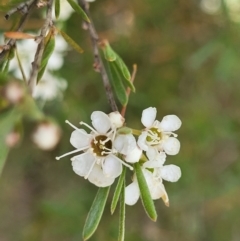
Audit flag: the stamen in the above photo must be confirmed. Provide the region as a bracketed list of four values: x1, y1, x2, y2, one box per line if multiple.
[65, 120, 91, 137]
[79, 121, 98, 134]
[118, 159, 134, 170]
[100, 137, 111, 145]
[56, 146, 88, 160]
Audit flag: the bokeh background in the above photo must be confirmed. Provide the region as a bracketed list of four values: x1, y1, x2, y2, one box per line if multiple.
[1, 0, 240, 240]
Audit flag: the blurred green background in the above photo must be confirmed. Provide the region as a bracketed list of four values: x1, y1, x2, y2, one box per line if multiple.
[1, 0, 240, 240]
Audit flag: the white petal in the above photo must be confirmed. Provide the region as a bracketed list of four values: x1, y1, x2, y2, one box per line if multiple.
[141, 107, 157, 128]
[91, 111, 111, 134]
[113, 134, 136, 155]
[125, 181, 140, 205]
[71, 152, 95, 177]
[70, 129, 91, 149]
[102, 154, 122, 178]
[88, 164, 115, 187]
[108, 111, 125, 128]
[146, 148, 166, 165]
[161, 165, 181, 182]
[137, 132, 149, 151]
[159, 115, 182, 132]
[163, 137, 180, 155]
[125, 146, 142, 163]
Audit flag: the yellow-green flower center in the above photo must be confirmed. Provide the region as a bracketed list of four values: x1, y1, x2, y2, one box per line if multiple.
[146, 127, 162, 145]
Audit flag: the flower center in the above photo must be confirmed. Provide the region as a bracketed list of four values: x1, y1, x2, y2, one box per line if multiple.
[91, 135, 112, 156]
[146, 127, 162, 146]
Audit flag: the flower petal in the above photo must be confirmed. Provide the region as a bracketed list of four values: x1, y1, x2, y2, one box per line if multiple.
[125, 181, 140, 205]
[88, 164, 115, 187]
[159, 115, 182, 132]
[70, 129, 91, 149]
[102, 154, 122, 178]
[163, 137, 180, 155]
[108, 111, 125, 128]
[91, 111, 111, 134]
[114, 134, 136, 155]
[161, 164, 181, 182]
[125, 146, 142, 163]
[71, 152, 95, 177]
[146, 148, 166, 164]
[141, 107, 157, 128]
[137, 132, 149, 151]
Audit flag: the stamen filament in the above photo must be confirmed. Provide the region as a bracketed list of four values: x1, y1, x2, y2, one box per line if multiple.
[56, 146, 88, 160]
[80, 121, 98, 134]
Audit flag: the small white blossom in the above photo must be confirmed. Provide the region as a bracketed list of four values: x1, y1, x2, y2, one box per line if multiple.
[56, 111, 136, 187]
[138, 107, 181, 157]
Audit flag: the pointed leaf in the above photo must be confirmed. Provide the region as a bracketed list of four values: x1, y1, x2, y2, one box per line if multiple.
[111, 166, 126, 214]
[66, 0, 90, 23]
[108, 61, 128, 106]
[102, 41, 117, 61]
[134, 163, 157, 221]
[58, 29, 83, 54]
[118, 178, 125, 241]
[0, 108, 22, 176]
[15, 46, 27, 83]
[55, 0, 60, 19]
[83, 186, 110, 240]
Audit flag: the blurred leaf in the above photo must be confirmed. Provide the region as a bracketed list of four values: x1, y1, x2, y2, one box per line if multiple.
[83, 186, 110, 240]
[58, 29, 83, 54]
[0, 108, 21, 176]
[4, 31, 36, 39]
[15, 46, 27, 83]
[37, 34, 55, 82]
[55, 0, 60, 19]
[134, 163, 157, 221]
[2, 59, 10, 74]
[102, 41, 117, 61]
[111, 166, 126, 214]
[108, 61, 128, 106]
[118, 177, 125, 241]
[66, 0, 90, 23]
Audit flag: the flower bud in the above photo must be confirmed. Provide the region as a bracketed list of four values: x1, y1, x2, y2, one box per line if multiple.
[5, 82, 24, 104]
[108, 111, 125, 128]
[5, 131, 20, 148]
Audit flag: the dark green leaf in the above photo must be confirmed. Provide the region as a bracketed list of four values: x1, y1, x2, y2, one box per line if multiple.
[55, 0, 60, 19]
[0, 108, 21, 176]
[134, 163, 157, 221]
[58, 29, 83, 54]
[66, 0, 90, 23]
[83, 186, 110, 240]
[108, 61, 128, 106]
[118, 177, 125, 241]
[111, 166, 126, 214]
[37, 36, 55, 82]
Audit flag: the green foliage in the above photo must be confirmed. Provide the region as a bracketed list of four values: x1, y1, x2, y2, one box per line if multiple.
[55, 0, 60, 19]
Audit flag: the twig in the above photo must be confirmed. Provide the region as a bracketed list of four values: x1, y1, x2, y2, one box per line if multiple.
[78, 0, 118, 112]
[28, 0, 53, 94]
[0, 0, 37, 61]
[121, 64, 137, 117]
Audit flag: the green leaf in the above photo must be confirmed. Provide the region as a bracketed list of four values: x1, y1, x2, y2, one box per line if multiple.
[55, 0, 60, 19]
[15, 46, 27, 83]
[103, 42, 117, 61]
[58, 29, 83, 54]
[2, 59, 10, 74]
[37, 35, 55, 82]
[118, 177, 125, 241]
[108, 61, 128, 106]
[0, 108, 22, 176]
[111, 166, 126, 214]
[83, 186, 110, 241]
[66, 0, 90, 23]
[134, 163, 157, 221]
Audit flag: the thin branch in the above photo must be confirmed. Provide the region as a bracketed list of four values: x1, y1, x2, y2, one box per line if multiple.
[28, 0, 54, 94]
[78, 0, 118, 112]
[0, 0, 37, 61]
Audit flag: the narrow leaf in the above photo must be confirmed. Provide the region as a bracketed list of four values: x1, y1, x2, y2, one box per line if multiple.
[116, 57, 131, 81]
[108, 61, 128, 106]
[134, 163, 157, 221]
[102, 41, 117, 61]
[37, 35, 55, 82]
[4, 31, 36, 39]
[118, 178, 125, 241]
[111, 166, 126, 214]
[15, 46, 27, 83]
[58, 29, 83, 54]
[83, 186, 110, 241]
[66, 0, 90, 23]
[2, 59, 10, 74]
[55, 0, 60, 19]
[0, 108, 21, 176]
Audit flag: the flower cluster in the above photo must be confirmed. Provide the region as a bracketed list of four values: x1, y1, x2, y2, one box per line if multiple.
[56, 107, 182, 206]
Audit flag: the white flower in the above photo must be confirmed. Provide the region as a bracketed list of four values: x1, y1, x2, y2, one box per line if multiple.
[138, 107, 181, 156]
[56, 111, 136, 187]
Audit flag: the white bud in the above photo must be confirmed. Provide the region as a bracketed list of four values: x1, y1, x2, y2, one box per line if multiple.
[108, 111, 125, 128]
[5, 82, 24, 104]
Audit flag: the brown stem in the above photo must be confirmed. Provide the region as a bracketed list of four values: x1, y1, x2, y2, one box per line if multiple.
[78, 0, 118, 112]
